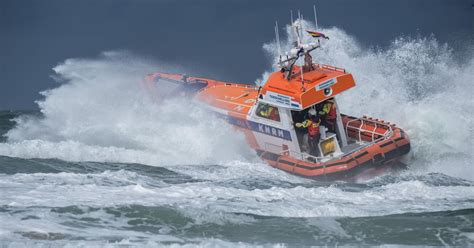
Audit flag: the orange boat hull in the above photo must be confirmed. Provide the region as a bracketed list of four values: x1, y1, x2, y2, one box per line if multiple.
[143, 72, 411, 181]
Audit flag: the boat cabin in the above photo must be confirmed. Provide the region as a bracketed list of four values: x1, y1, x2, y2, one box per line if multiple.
[248, 63, 356, 161]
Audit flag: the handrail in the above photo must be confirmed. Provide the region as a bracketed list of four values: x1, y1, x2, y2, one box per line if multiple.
[210, 84, 257, 89]
[345, 117, 393, 144]
[372, 122, 377, 141]
[229, 91, 250, 100]
[264, 142, 324, 162]
[276, 148, 328, 173]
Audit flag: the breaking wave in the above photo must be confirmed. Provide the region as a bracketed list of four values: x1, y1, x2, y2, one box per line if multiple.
[0, 52, 256, 169]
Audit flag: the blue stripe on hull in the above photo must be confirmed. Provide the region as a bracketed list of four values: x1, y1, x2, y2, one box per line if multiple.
[225, 115, 292, 141]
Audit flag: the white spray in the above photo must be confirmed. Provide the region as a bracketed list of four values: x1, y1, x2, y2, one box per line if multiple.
[1, 52, 256, 167]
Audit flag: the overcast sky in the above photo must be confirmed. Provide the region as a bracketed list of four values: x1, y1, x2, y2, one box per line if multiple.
[1, 0, 472, 110]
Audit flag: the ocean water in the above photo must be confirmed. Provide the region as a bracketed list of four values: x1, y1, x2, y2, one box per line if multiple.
[0, 24, 473, 246]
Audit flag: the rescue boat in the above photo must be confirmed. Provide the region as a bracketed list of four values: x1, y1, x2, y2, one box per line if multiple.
[143, 20, 411, 181]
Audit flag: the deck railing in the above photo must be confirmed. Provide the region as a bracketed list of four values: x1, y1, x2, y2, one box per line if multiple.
[345, 117, 393, 144]
[264, 142, 326, 163]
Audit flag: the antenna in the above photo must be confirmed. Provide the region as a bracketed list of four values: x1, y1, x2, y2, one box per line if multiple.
[301, 14, 305, 39]
[313, 4, 319, 30]
[295, 11, 305, 89]
[300, 53, 305, 91]
[295, 10, 302, 47]
[290, 10, 294, 24]
[275, 21, 282, 57]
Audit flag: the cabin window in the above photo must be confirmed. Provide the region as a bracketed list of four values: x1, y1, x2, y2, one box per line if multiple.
[256, 103, 280, 122]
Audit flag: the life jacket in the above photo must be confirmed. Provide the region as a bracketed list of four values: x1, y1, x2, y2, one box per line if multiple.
[308, 119, 320, 137]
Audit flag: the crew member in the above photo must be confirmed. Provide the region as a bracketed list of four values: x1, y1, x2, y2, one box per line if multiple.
[318, 98, 337, 132]
[259, 104, 278, 121]
[295, 108, 321, 156]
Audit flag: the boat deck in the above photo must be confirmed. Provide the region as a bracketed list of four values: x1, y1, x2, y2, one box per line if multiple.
[195, 83, 259, 116]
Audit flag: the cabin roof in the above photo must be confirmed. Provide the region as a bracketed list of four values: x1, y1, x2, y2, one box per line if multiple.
[260, 64, 356, 110]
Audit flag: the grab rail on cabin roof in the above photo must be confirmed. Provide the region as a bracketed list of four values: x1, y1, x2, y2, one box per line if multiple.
[286, 64, 347, 79]
[320, 64, 346, 73]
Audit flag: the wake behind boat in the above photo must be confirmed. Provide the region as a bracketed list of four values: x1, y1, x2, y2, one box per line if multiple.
[143, 19, 411, 181]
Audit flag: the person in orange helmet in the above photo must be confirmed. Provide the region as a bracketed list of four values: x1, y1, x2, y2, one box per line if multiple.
[295, 108, 321, 157]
